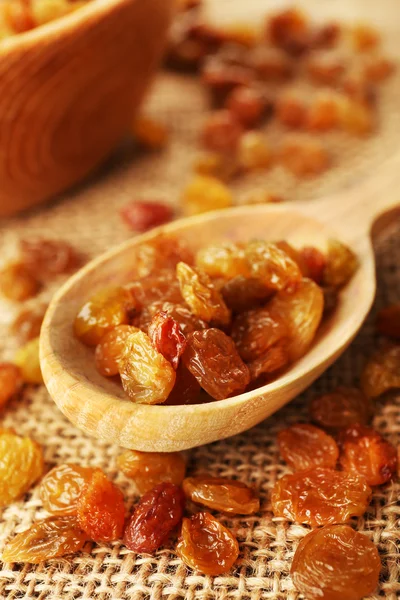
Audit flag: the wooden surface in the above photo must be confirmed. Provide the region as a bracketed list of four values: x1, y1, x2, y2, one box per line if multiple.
[0, 0, 173, 217]
[40, 154, 400, 451]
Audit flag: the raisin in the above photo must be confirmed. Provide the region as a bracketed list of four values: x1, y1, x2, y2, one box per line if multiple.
[201, 57, 253, 106]
[250, 45, 293, 80]
[271, 467, 371, 526]
[195, 242, 249, 280]
[201, 109, 244, 153]
[77, 470, 125, 542]
[291, 524, 381, 600]
[117, 451, 186, 494]
[14, 337, 42, 384]
[164, 363, 202, 405]
[323, 239, 358, 288]
[159, 303, 207, 334]
[226, 86, 268, 128]
[20, 239, 80, 279]
[267, 278, 324, 361]
[338, 424, 397, 486]
[311, 23, 341, 49]
[10, 305, 47, 343]
[176, 262, 231, 326]
[124, 482, 185, 553]
[148, 311, 187, 369]
[183, 328, 250, 400]
[231, 306, 288, 362]
[0, 431, 44, 507]
[248, 342, 289, 380]
[361, 344, 400, 398]
[120, 201, 173, 232]
[342, 75, 376, 106]
[95, 325, 138, 376]
[0, 363, 22, 409]
[278, 423, 339, 471]
[176, 512, 239, 576]
[2, 517, 88, 564]
[221, 276, 273, 312]
[0, 262, 40, 301]
[132, 115, 169, 150]
[128, 269, 183, 307]
[183, 476, 259, 514]
[165, 13, 216, 72]
[339, 97, 374, 136]
[322, 286, 339, 317]
[237, 131, 271, 170]
[299, 246, 326, 283]
[182, 175, 233, 216]
[40, 464, 99, 515]
[376, 304, 400, 339]
[244, 240, 303, 290]
[310, 386, 371, 430]
[363, 56, 395, 83]
[267, 8, 310, 56]
[192, 152, 238, 181]
[279, 135, 329, 177]
[306, 52, 345, 85]
[120, 330, 176, 404]
[276, 92, 307, 128]
[74, 286, 138, 346]
[132, 235, 194, 278]
[351, 24, 380, 52]
[306, 92, 341, 132]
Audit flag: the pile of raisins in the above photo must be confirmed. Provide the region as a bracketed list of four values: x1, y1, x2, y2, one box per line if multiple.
[74, 234, 358, 405]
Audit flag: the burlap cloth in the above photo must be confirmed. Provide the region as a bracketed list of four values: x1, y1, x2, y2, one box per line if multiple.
[1, 4, 400, 595]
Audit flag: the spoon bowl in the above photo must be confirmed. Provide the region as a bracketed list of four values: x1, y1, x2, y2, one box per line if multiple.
[40, 160, 399, 451]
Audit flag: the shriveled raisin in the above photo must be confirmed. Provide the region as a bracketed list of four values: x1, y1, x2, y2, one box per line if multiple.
[2, 517, 88, 564]
[278, 424, 338, 471]
[291, 525, 381, 600]
[0, 262, 40, 301]
[183, 476, 259, 514]
[176, 262, 231, 326]
[120, 201, 173, 232]
[128, 269, 183, 307]
[271, 467, 371, 526]
[20, 239, 81, 279]
[244, 240, 303, 290]
[176, 512, 239, 576]
[40, 464, 99, 516]
[267, 8, 310, 56]
[310, 386, 371, 429]
[95, 325, 138, 376]
[226, 86, 267, 128]
[231, 306, 288, 362]
[376, 304, 400, 339]
[299, 246, 326, 283]
[183, 328, 250, 400]
[0, 431, 44, 507]
[160, 303, 207, 334]
[117, 450, 186, 494]
[323, 239, 358, 288]
[238, 131, 271, 170]
[311, 22, 341, 49]
[148, 311, 186, 369]
[222, 276, 273, 312]
[120, 330, 176, 404]
[164, 363, 202, 405]
[74, 286, 138, 346]
[0, 363, 22, 409]
[361, 344, 400, 398]
[132, 235, 194, 278]
[338, 424, 397, 486]
[14, 337, 42, 385]
[248, 342, 289, 380]
[182, 175, 233, 216]
[201, 109, 244, 153]
[279, 135, 329, 177]
[77, 470, 125, 542]
[124, 482, 185, 553]
[196, 242, 249, 280]
[10, 305, 47, 343]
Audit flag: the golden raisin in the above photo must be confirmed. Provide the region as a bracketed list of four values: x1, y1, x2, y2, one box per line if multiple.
[183, 328, 250, 400]
[237, 131, 271, 170]
[0, 262, 40, 301]
[40, 464, 99, 516]
[271, 468, 371, 526]
[279, 135, 329, 177]
[95, 325, 138, 376]
[183, 476, 259, 514]
[192, 152, 238, 181]
[77, 470, 125, 542]
[195, 242, 249, 280]
[0, 363, 22, 409]
[361, 344, 400, 398]
[376, 304, 400, 339]
[278, 423, 339, 471]
[323, 239, 359, 288]
[291, 525, 381, 600]
[351, 24, 380, 52]
[14, 337, 42, 384]
[131, 235, 194, 278]
[10, 305, 47, 343]
[245, 240, 303, 290]
[306, 91, 341, 132]
[177, 512, 239, 575]
[310, 386, 371, 430]
[120, 330, 176, 404]
[117, 450, 186, 494]
[338, 424, 398, 486]
[0, 430, 44, 507]
[176, 262, 231, 326]
[181, 174, 233, 215]
[338, 97, 375, 136]
[2, 517, 88, 564]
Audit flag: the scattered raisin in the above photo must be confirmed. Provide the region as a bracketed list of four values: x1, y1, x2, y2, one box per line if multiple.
[250, 45, 293, 80]
[0, 363, 22, 409]
[181, 174, 233, 215]
[339, 97, 375, 136]
[0, 262, 40, 301]
[124, 482, 185, 553]
[10, 305, 47, 343]
[361, 344, 400, 398]
[279, 135, 329, 177]
[376, 304, 400, 339]
[148, 311, 187, 369]
[132, 115, 169, 150]
[310, 386, 371, 430]
[363, 56, 395, 83]
[20, 239, 80, 279]
[267, 8, 310, 56]
[201, 109, 244, 153]
[14, 337, 42, 384]
[77, 470, 125, 542]
[291, 524, 381, 600]
[176, 512, 239, 575]
[276, 92, 307, 128]
[120, 201, 173, 232]
[238, 131, 271, 170]
[271, 467, 371, 526]
[117, 451, 186, 494]
[278, 423, 339, 471]
[306, 92, 341, 132]
[306, 52, 345, 85]
[201, 57, 252, 106]
[183, 476, 259, 514]
[183, 328, 250, 400]
[226, 86, 267, 128]
[40, 464, 99, 515]
[351, 24, 380, 52]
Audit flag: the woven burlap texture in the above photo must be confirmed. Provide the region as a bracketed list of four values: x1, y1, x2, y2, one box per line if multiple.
[1, 25, 400, 598]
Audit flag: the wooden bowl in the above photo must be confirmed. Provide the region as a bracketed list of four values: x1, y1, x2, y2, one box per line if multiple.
[0, 0, 173, 218]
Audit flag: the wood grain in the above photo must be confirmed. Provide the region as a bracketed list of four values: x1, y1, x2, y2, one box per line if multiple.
[0, 0, 173, 217]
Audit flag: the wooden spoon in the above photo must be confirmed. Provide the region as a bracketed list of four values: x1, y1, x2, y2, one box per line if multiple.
[40, 161, 399, 452]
